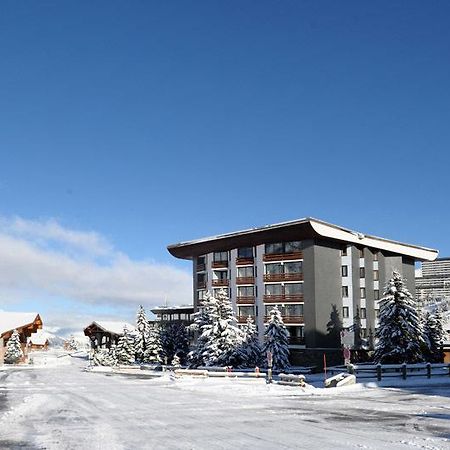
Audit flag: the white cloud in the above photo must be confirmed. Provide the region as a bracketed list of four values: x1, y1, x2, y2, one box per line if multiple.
[0, 216, 192, 308]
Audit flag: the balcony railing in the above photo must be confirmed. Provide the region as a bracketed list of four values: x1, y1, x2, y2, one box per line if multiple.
[212, 261, 228, 269]
[237, 315, 255, 324]
[236, 257, 254, 266]
[263, 252, 303, 262]
[263, 294, 304, 303]
[263, 273, 303, 282]
[289, 336, 305, 345]
[264, 315, 304, 324]
[196, 263, 206, 272]
[212, 279, 229, 287]
[236, 276, 255, 285]
[236, 296, 255, 304]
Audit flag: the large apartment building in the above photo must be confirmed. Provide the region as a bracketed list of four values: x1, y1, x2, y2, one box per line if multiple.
[168, 218, 438, 349]
[416, 258, 450, 303]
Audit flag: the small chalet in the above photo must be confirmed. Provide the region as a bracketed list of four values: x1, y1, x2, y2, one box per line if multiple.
[28, 330, 50, 351]
[84, 320, 136, 350]
[0, 312, 43, 362]
[150, 305, 194, 326]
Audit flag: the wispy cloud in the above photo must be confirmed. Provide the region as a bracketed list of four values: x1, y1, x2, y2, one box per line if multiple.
[0, 216, 192, 308]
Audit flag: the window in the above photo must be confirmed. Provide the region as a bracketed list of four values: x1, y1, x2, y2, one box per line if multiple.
[375, 309, 380, 319]
[213, 251, 228, 262]
[213, 270, 228, 280]
[265, 263, 283, 275]
[237, 286, 254, 297]
[342, 286, 349, 297]
[360, 308, 367, 319]
[284, 261, 302, 273]
[359, 248, 364, 258]
[284, 283, 303, 295]
[265, 284, 283, 296]
[197, 289, 206, 301]
[197, 273, 206, 284]
[237, 247, 253, 258]
[361, 328, 367, 338]
[341, 246, 348, 256]
[342, 307, 349, 318]
[237, 266, 254, 278]
[265, 304, 303, 317]
[373, 252, 379, 261]
[342, 265, 348, 277]
[237, 306, 254, 317]
[360, 287, 366, 298]
[196, 256, 205, 265]
[265, 241, 301, 254]
[374, 289, 379, 300]
[373, 270, 379, 281]
[360, 267, 365, 278]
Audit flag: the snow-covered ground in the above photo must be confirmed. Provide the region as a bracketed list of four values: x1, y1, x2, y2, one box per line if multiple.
[1, 351, 449, 449]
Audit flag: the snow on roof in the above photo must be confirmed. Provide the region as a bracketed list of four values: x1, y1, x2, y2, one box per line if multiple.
[0, 312, 40, 335]
[28, 329, 50, 346]
[89, 320, 136, 335]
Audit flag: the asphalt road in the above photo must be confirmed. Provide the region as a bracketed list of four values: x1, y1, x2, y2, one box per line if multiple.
[0, 355, 449, 450]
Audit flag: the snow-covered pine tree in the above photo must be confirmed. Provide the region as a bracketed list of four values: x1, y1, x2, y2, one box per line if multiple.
[4, 329, 23, 364]
[237, 316, 262, 368]
[374, 271, 424, 364]
[423, 312, 445, 363]
[67, 335, 78, 351]
[262, 306, 290, 371]
[143, 325, 162, 364]
[201, 288, 243, 367]
[160, 323, 189, 364]
[135, 305, 150, 362]
[188, 291, 217, 367]
[93, 348, 115, 366]
[171, 354, 181, 368]
[115, 326, 136, 365]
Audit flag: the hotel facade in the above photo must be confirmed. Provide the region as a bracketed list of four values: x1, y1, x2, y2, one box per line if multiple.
[168, 218, 438, 349]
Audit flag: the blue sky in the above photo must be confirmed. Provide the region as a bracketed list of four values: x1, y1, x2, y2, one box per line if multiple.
[0, 1, 449, 335]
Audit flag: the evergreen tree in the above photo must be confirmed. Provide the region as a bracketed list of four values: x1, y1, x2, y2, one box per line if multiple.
[116, 326, 136, 365]
[160, 323, 189, 364]
[374, 271, 424, 363]
[188, 291, 217, 367]
[237, 316, 263, 368]
[423, 312, 445, 363]
[4, 329, 23, 364]
[262, 306, 290, 371]
[143, 325, 162, 363]
[201, 289, 243, 367]
[135, 305, 150, 362]
[326, 304, 343, 347]
[67, 335, 78, 351]
[93, 348, 116, 366]
[171, 354, 181, 368]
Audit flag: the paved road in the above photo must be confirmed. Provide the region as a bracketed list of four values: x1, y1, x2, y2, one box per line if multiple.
[0, 355, 449, 450]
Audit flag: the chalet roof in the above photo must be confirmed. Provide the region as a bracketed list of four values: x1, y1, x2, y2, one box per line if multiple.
[84, 320, 136, 335]
[168, 217, 438, 262]
[0, 312, 41, 336]
[151, 305, 194, 314]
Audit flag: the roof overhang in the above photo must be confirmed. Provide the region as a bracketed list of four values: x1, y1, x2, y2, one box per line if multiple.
[167, 217, 438, 262]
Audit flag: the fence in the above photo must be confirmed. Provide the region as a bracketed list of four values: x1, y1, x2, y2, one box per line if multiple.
[328, 362, 450, 381]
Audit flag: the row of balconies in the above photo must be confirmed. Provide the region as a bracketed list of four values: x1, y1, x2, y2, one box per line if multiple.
[197, 251, 303, 272]
[237, 315, 304, 324]
[236, 294, 303, 304]
[207, 273, 303, 288]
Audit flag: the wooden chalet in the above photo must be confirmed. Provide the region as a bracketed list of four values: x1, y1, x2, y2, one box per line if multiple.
[0, 312, 43, 362]
[84, 320, 136, 350]
[28, 330, 50, 351]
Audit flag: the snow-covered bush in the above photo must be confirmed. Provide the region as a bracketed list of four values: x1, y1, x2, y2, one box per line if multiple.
[4, 329, 24, 364]
[262, 306, 290, 371]
[374, 271, 424, 364]
[92, 348, 116, 366]
[171, 354, 181, 368]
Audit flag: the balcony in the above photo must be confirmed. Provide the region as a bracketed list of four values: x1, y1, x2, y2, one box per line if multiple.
[264, 315, 304, 324]
[236, 276, 255, 285]
[237, 315, 254, 324]
[196, 263, 206, 272]
[212, 279, 229, 287]
[263, 294, 304, 303]
[263, 251, 303, 262]
[236, 257, 254, 266]
[197, 281, 206, 289]
[236, 296, 255, 305]
[263, 273, 303, 282]
[212, 260, 228, 269]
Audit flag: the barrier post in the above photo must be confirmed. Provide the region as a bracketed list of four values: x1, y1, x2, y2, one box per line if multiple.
[426, 362, 431, 379]
[377, 363, 382, 381]
[402, 363, 407, 380]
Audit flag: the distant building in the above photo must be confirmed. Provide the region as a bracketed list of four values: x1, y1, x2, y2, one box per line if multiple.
[416, 258, 450, 303]
[28, 329, 50, 351]
[168, 217, 438, 350]
[150, 305, 194, 326]
[84, 321, 136, 350]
